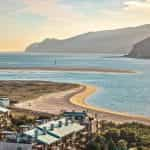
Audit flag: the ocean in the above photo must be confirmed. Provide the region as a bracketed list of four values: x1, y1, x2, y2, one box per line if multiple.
[0, 53, 150, 117]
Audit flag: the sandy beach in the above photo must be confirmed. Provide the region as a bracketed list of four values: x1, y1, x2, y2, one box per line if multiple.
[15, 86, 85, 115]
[70, 85, 150, 124]
[15, 83, 150, 125]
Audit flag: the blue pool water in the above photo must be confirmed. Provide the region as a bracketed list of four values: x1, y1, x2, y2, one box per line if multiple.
[0, 53, 150, 117]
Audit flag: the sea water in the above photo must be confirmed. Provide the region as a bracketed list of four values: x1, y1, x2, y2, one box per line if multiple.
[0, 53, 150, 117]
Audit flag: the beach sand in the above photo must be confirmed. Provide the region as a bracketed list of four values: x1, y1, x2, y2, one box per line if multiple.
[70, 85, 150, 125]
[14, 86, 84, 115]
[15, 84, 150, 125]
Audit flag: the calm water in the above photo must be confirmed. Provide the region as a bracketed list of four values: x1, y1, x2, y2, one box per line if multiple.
[0, 53, 150, 117]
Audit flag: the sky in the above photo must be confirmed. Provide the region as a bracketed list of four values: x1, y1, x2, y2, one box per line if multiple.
[1, 0, 150, 51]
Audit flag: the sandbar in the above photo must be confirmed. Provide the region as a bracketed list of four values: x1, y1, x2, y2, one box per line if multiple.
[0, 67, 136, 74]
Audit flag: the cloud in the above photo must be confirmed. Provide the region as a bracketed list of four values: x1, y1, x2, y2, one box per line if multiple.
[124, 0, 150, 10]
[122, 0, 150, 20]
[95, 0, 150, 29]
[1, 0, 150, 50]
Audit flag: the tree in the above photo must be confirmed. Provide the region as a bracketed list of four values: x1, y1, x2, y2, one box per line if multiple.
[86, 141, 101, 150]
[95, 135, 106, 150]
[105, 128, 120, 142]
[120, 128, 137, 143]
[107, 138, 117, 150]
[117, 139, 128, 150]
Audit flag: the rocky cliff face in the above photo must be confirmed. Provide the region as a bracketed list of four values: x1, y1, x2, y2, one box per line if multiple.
[128, 37, 150, 58]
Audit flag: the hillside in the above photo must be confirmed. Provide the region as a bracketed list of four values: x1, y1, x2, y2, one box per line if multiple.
[128, 37, 150, 58]
[25, 24, 150, 54]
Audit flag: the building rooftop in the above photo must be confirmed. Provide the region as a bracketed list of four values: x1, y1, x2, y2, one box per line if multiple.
[47, 122, 84, 138]
[24, 117, 85, 145]
[37, 134, 58, 145]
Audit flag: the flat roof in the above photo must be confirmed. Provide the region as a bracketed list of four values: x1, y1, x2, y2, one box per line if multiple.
[37, 135, 58, 145]
[25, 128, 59, 145]
[47, 123, 84, 138]
[25, 128, 43, 138]
[24, 117, 85, 145]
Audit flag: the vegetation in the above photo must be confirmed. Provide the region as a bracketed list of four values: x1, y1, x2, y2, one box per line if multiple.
[0, 80, 79, 104]
[1, 111, 52, 132]
[86, 121, 150, 150]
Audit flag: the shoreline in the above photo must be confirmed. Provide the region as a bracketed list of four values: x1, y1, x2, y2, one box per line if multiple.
[0, 66, 135, 74]
[14, 86, 85, 115]
[14, 83, 150, 125]
[70, 85, 150, 125]
[2, 67, 149, 124]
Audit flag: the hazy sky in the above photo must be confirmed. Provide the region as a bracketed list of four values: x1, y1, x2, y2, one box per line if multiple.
[1, 0, 150, 51]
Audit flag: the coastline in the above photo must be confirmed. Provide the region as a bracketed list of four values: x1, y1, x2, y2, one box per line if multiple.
[70, 84, 150, 125]
[14, 83, 150, 125]
[0, 66, 136, 74]
[1, 67, 149, 124]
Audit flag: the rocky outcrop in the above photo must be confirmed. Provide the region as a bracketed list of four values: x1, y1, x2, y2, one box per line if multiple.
[128, 37, 150, 58]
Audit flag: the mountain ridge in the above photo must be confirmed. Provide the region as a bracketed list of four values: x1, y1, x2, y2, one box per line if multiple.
[25, 24, 150, 54]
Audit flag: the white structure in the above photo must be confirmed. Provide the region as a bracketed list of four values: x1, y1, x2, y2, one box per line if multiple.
[0, 106, 10, 113]
[24, 117, 85, 146]
[0, 97, 10, 107]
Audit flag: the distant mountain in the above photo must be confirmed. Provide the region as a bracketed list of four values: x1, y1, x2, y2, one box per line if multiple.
[127, 37, 150, 58]
[25, 24, 150, 54]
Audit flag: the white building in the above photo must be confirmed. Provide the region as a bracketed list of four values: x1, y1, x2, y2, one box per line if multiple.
[0, 97, 10, 107]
